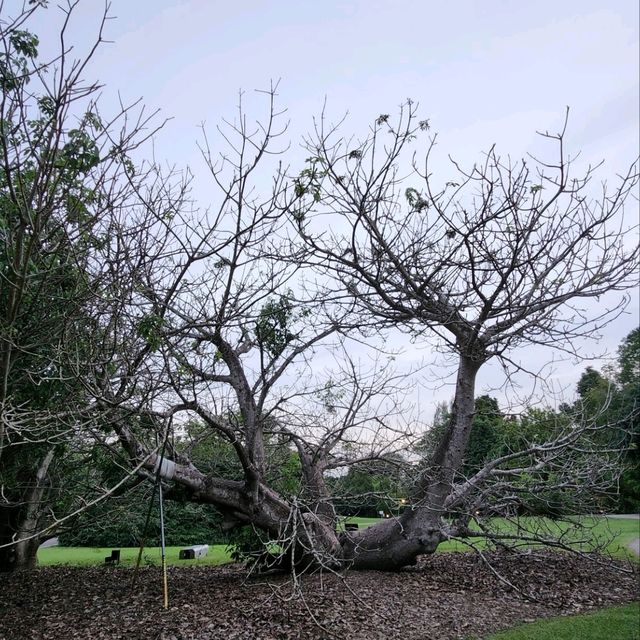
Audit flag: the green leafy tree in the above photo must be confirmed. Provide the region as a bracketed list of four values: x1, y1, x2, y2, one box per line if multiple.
[417, 397, 506, 476]
[463, 396, 505, 474]
[0, 14, 94, 571]
[571, 335, 639, 512]
[576, 367, 613, 417]
[59, 487, 227, 548]
[331, 456, 409, 518]
[0, 4, 167, 571]
[609, 330, 639, 512]
[414, 401, 451, 459]
[617, 328, 640, 386]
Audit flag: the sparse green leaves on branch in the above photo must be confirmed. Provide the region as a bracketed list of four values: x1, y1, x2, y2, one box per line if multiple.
[405, 187, 429, 212]
[255, 295, 298, 358]
[60, 129, 100, 175]
[137, 314, 165, 352]
[293, 156, 326, 202]
[0, 29, 39, 90]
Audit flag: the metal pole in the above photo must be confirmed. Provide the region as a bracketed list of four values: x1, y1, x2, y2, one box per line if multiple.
[158, 481, 169, 609]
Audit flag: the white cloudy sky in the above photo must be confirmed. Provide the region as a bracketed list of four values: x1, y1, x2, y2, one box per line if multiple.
[9, 0, 639, 417]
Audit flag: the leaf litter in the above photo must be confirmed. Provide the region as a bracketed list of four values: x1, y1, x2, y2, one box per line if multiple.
[0, 551, 637, 639]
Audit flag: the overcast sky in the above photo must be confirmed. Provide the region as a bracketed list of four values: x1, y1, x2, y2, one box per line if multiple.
[10, 0, 639, 417]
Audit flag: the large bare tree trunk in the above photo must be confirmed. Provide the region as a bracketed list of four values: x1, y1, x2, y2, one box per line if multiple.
[340, 355, 481, 570]
[0, 448, 55, 572]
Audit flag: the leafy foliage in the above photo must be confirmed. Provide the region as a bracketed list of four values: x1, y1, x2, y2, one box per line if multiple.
[572, 328, 640, 512]
[463, 395, 506, 474]
[330, 457, 409, 517]
[59, 488, 226, 547]
[136, 314, 165, 351]
[255, 296, 298, 358]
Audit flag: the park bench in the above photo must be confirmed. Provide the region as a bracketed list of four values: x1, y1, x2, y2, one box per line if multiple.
[104, 549, 120, 565]
[345, 523, 359, 531]
[178, 544, 209, 560]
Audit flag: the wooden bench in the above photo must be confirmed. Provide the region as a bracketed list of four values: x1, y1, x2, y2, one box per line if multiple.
[345, 523, 359, 531]
[104, 549, 120, 565]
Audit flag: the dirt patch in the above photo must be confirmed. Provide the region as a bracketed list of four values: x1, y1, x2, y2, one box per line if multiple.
[0, 551, 637, 639]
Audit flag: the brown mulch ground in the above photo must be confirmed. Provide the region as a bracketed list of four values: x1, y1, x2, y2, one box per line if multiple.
[0, 552, 638, 640]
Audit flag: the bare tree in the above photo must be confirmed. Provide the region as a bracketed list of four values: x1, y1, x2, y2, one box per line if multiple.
[0, 4, 406, 573]
[80, 83, 421, 572]
[290, 102, 639, 568]
[62, 100, 639, 574]
[3, 3, 637, 576]
[95, 98, 638, 574]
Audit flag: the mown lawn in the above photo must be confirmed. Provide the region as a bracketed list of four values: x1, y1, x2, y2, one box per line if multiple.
[400, 515, 639, 560]
[485, 602, 640, 640]
[38, 515, 638, 567]
[38, 544, 231, 567]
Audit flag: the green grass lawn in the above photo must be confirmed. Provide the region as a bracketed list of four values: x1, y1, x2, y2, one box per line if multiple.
[485, 602, 640, 640]
[38, 515, 638, 568]
[342, 516, 382, 529]
[38, 544, 232, 567]
[345, 514, 639, 559]
[39, 519, 382, 567]
[432, 515, 639, 559]
[595, 517, 640, 558]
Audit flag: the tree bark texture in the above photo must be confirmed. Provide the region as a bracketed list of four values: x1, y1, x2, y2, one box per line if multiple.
[0, 449, 54, 572]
